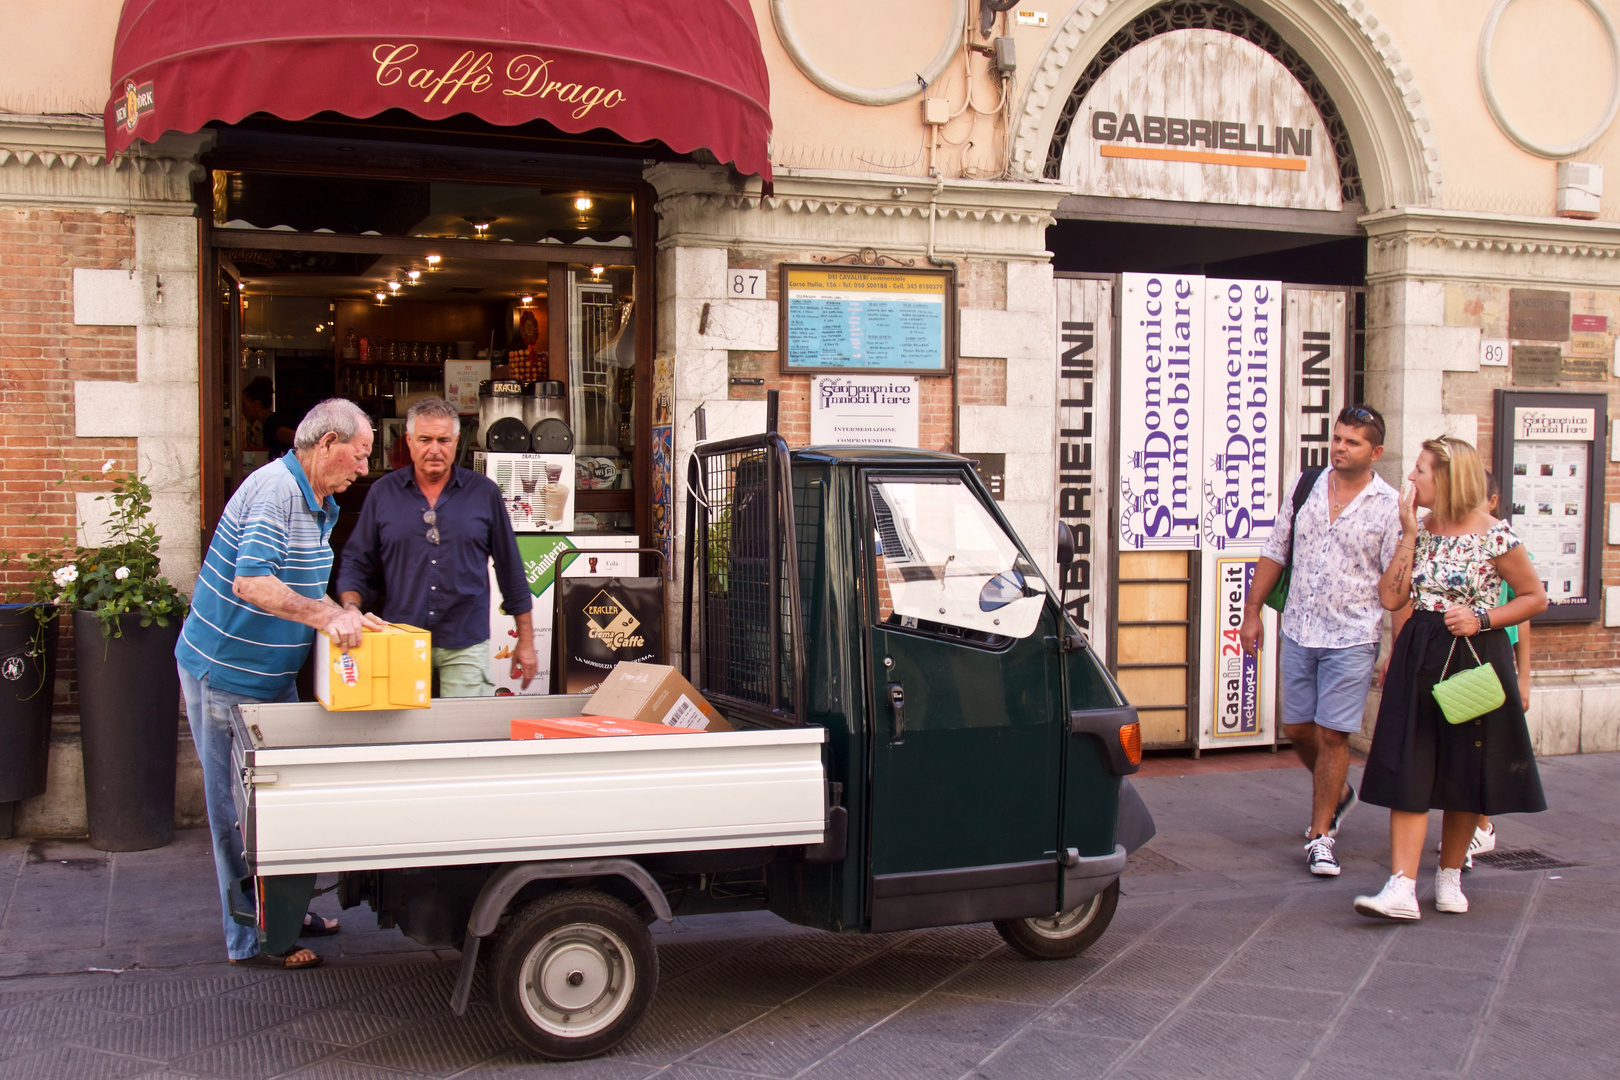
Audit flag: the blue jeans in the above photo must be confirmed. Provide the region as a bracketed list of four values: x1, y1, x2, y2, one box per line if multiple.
[178, 664, 296, 960]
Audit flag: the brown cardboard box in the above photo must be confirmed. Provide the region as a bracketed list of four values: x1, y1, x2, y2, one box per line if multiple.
[582, 662, 733, 731]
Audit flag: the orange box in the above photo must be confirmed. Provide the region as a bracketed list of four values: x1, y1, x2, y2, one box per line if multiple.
[510, 716, 687, 740]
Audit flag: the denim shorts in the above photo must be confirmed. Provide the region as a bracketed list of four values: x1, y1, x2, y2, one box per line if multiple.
[1279, 633, 1378, 733]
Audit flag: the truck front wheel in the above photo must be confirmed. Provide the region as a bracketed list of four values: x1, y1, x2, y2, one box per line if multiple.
[994, 880, 1119, 960]
[490, 889, 658, 1060]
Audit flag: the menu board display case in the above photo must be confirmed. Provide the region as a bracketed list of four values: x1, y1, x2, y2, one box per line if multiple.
[779, 264, 954, 374]
[1492, 390, 1608, 623]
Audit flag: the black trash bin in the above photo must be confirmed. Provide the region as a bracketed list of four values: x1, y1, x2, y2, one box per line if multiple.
[0, 604, 58, 832]
[75, 610, 181, 851]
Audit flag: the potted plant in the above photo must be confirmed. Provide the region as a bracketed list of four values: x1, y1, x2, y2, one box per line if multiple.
[11, 462, 189, 851]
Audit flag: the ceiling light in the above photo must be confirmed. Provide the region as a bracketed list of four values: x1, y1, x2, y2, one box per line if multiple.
[374, 289, 387, 304]
[425, 254, 442, 269]
[406, 268, 421, 284]
[519, 294, 534, 306]
[574, 196, 593, 212]
[590, 264, 605, 278]
[464, 215, 495, 239]
[387, 279, 402, 294]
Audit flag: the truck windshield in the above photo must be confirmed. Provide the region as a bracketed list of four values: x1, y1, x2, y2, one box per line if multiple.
[869, 477, 1045, 640]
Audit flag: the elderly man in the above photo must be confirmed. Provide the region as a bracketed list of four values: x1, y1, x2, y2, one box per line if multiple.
[337, 397, 537, 696]
[177, 398, 384, 969]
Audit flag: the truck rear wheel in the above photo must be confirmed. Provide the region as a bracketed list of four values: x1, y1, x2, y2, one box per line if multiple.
[994, 879, 1119, 960]
[490, 889, 658, 1060]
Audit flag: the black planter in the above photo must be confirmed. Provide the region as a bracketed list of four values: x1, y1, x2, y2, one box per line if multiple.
[0, 604, 59, 805]
[74, 610, 182, 851]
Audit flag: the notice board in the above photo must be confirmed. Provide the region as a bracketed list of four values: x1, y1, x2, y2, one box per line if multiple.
[1492, 390, 1608, 622]
[780, 265, 954, 374]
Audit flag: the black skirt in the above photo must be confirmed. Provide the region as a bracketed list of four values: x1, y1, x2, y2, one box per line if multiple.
[1359, 608, 1546, 815]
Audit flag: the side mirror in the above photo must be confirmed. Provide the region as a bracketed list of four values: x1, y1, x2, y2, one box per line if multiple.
[1056, 522, 1078, 567]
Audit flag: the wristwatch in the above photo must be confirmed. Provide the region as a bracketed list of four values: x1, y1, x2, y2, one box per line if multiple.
[1474, 607, 1492, 632]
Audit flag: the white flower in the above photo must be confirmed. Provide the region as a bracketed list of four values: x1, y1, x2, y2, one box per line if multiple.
[52, 565, 78, 588]
[100, 459, 115, 474]
[114, 566, 131, 581]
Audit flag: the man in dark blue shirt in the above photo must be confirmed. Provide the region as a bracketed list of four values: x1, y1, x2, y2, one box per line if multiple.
[337, 398, 537, 695]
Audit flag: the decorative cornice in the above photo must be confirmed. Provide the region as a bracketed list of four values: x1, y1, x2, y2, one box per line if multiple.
[644, 163, 1064, 259]
[1008, 0, 1444, 207]
[1362, 206, 1620, 284]
[0, 113, 203, 210]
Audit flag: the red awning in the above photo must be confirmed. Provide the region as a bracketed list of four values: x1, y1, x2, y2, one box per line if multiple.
[105, 0, 772, 180]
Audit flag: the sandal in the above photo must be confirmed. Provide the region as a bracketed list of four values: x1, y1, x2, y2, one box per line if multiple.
[230, 947, 323, 970]
[300, 911, 341, 937]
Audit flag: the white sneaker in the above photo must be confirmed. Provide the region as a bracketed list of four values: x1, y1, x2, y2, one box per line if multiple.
[1305, 835, 1341, 876]
[1354, 873, 1420, 920]
[1434, 867, 1469, 913]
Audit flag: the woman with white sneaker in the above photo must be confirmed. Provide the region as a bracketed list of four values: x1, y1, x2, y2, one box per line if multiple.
[1355, 437, 1547, 920]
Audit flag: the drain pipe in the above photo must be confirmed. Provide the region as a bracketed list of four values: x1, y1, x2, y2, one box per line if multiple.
[925, 169, 962, 453]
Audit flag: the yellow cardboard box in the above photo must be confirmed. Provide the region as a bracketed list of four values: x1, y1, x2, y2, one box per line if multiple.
[314, 624, 432, 710]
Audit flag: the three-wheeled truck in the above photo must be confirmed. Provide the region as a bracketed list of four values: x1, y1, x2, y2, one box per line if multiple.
[231, 421, 1153, 1059]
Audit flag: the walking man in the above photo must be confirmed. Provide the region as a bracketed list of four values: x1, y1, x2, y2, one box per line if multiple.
[177, 399, 384, 967]
[1239, 405, 1403, 877]
[337, 397, 537, 695]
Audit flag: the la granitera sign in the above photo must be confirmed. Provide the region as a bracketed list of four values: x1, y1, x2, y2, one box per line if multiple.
[372, 43, 627, 119]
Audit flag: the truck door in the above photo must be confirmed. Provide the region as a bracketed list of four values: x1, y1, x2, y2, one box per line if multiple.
[862, 472, 1064, 932]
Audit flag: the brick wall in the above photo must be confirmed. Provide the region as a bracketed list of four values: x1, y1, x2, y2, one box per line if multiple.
[1439, 283, 1620, 672]
[0, 207, 140, 707]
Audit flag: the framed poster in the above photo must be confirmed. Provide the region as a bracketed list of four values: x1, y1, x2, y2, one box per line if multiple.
[780, 264, 954, 374]
[1492, 390, 1608, 623]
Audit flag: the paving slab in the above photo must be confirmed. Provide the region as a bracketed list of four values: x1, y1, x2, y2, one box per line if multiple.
[0, 748, 1617, 1078]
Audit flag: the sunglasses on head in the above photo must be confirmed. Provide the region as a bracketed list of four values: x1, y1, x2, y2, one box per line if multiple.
[1340, 406, 1385, 438]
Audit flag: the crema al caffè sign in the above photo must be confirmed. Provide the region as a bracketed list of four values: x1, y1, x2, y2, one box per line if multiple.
[372, 43, 627, 120]
[1059, 28, 1340, 211]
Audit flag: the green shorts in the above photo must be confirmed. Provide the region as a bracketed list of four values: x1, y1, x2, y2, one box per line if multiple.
[433, 641, 495, 698]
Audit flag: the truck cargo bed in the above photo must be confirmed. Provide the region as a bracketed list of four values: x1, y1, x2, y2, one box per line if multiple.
[230, 696, 827, 875]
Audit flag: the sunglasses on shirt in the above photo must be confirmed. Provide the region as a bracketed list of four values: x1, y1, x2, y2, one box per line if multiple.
[423, 509, 440, 545]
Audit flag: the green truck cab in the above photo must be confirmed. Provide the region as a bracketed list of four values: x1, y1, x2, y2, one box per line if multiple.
[680, 432, 1152, 960]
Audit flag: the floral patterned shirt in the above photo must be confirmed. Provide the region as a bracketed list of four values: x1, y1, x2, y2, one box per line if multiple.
[1260, 469, 1403, 649]
[1411, 520, 1523, 612]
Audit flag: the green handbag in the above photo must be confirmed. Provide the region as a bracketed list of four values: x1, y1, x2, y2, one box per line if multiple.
[1431, 636, 1505, 725]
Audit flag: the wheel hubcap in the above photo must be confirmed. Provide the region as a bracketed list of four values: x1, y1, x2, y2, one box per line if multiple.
[519, 923, 635, 1038]
[1026, 892, 1102, 939]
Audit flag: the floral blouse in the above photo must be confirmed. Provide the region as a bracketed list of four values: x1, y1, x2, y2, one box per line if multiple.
[1410, 520, 1523, 612]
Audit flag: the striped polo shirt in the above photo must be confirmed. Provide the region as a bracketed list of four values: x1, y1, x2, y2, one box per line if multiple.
[176, 454, 339, 698]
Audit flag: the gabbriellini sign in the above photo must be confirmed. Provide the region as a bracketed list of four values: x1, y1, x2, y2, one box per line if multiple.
[1058, 28, 1341, 211]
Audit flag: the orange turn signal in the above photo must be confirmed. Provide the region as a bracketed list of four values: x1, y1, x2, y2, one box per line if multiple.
[1119, 721, 1142, 766]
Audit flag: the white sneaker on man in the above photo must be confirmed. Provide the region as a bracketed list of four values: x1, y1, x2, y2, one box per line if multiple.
[1434, 867, 1469, 913]
[1353, 872, 1420, 920]
[1305, 835, 1341, 876]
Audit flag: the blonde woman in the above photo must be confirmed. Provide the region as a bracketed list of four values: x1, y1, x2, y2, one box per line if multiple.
[1354, 437, 1547, 920]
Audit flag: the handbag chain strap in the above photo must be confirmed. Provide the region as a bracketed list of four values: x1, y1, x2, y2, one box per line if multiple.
[1439, 635, 1485, 680]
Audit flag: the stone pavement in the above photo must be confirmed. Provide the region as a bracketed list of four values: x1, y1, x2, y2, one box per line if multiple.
[2, 751, 1617, 1079]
